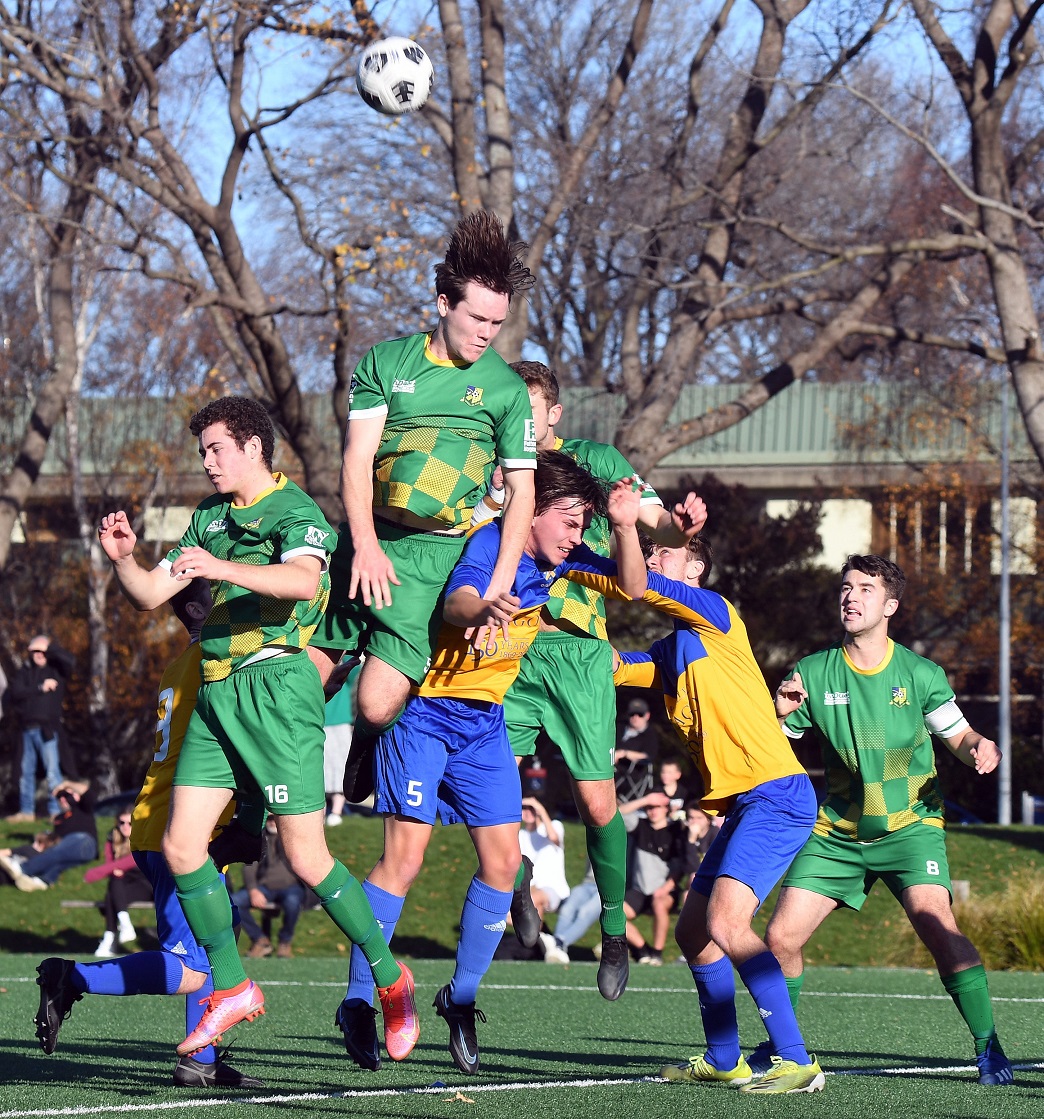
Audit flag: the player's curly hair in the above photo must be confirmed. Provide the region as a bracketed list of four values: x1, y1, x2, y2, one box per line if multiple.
[534, 449, 607, 518]
[435, 210, 535, 306]
[512, 360, 560, 405]
[189, 397, 276, 470]
[842, 554, 906, 601]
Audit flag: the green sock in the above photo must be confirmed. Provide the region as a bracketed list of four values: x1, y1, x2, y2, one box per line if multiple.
[587, 812, 627, 936]
[785, 973, 804, 1012]
[174, 860, 246, 991]
[941, 965, 997, 1054]
[316, 860, 401, 988]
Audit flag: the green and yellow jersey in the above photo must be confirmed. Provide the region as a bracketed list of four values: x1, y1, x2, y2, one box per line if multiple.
[545, 437, 662, 639]
[162, 473, 334, 682]
[348, 332, 536, 528]
[783, 639, 969, 841]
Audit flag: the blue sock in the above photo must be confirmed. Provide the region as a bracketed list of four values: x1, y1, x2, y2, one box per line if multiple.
[450, 876, 512, 1006]
[344, 881, 404, 1007]
[737, 951, 810, 1064]
[185, 972, 217, 1065]
[73, 952, 184, 997]
[691, 956, 741, 1070]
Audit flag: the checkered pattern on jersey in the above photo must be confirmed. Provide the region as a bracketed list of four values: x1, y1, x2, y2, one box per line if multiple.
[375, 424, 492, 527]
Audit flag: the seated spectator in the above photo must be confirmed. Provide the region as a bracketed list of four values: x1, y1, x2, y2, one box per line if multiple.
[0, 831, 58, 882]
[614, 698, 658, 804]
[228, 817, 308, 959]
[84, 811, 154, 958]
[658, 758, 693, 821]
[0, 779, 98, 891]
[518, 797, 570, 922]
[678, 801, 714, 907]
[540, 862, 601, 964]
[619, 788, 687, 965]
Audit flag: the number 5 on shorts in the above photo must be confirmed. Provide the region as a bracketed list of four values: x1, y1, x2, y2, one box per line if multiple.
[406, 780, 423, 808]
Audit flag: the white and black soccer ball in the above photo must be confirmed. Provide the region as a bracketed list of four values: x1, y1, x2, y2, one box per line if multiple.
[356, 37, 434, 116]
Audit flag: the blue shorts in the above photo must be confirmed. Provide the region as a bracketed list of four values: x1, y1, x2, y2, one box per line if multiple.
[374, 695, 522, 828]
[133, 849, 236, 974]
[692, 774, 817, 905]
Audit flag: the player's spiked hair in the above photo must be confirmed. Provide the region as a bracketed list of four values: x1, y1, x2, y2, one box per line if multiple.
[842, 554, 906, 601]
[534, 449, 607, 518]
[435, 210, 535, 306]
[511, 360, 560, 406]
[189, 396, 276, 470]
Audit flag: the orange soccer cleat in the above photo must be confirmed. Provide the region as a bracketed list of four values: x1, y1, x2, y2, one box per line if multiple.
[376, 963, 420, 1061]
[176, 980, 266, 1057]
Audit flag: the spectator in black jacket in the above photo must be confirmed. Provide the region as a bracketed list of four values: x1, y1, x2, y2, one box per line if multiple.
[7, 635, 76, 821]
[620, 788, 687, 965]
[0, 779, 98, 891]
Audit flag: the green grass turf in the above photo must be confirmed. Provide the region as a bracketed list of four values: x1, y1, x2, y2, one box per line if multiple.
[0, 958, 1041, 1117]
[3, 818, 1043, 966]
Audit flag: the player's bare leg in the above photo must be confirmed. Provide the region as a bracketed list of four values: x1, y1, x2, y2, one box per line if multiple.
[764, 886, 839, 979]
[342, 655, 410, 803]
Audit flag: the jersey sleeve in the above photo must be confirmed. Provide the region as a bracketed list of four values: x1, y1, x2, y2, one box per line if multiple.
[495, 380, 538, 470]
[921, 664, 969, 739]
[445, 523, 500, 598]
[781, 659, 813, 739]
[639, 573, 733, 633]
[278, 508, 336, 570]
[614, 652, 660, 691]
[346, 346, 389, 420]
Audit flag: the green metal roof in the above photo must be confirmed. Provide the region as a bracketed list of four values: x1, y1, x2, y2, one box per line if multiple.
[0, 380, 1030, 478]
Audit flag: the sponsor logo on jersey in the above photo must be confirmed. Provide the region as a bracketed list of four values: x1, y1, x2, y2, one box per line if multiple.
[304, 525, 330, 548]
[392, 378, 416, 393]
[461, 385, 483, 407]
[347, 375, 357, 404]
[890, 686, 909, 707]
[205, 518, 229, 534]
[243, 517, 263, 530]
[524, 418, 537, 454]
[824, 690, 850, 706]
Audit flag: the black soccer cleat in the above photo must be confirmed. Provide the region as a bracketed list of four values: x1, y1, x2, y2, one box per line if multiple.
[207, 817, 267, 869]
[342, 729, 377, 803]
[335, 998, 381, 1071]
[510, 855, 541, 948]
[433, 984, 486, 1075]
[597, 933, 630, 1001]
[34, 957, 83, 1055]
[173, 1053, 264, 1088]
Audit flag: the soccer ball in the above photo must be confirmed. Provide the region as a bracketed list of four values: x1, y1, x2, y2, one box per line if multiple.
[356, 37, 434, 116]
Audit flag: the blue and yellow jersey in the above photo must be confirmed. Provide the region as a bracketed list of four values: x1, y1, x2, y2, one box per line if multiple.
[130, 642, 234, 853]
[569, 568, 805, 812]
[417, 522, 612, 705]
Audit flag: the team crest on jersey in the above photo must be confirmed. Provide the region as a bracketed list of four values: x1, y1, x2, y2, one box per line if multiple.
[243, 518, 263, 530]
[304, 526, 330, 548]
[890, 686, 909, 707]
[461, 385, 483, 407]
[392, 379, 416, 393]
[205, 518, 228, 534]
[824, 690, 850, 706]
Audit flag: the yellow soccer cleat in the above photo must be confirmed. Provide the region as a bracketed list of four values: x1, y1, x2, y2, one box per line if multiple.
[739, 1054, 825, 1094]
[661, 1053, 753, 1086]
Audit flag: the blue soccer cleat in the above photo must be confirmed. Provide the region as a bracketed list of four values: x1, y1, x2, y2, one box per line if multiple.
[976, 1038, 1014, 1086]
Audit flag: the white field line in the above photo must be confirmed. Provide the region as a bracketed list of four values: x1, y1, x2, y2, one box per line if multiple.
[2, 1064, 1044, 1118]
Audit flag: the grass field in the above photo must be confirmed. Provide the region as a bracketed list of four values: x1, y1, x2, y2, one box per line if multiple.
[1, 957, 1042, 1118]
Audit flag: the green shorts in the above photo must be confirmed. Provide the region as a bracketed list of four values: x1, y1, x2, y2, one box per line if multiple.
[174, 653, 326, 815]
[317, 518, 467, 684]
[782, 822, 952, 910]
[504, 632, 615, 781]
